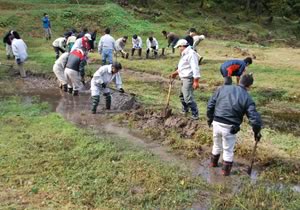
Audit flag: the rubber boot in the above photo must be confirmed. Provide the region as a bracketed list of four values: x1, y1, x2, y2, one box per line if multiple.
[68, 87, 73, 94]
[63, 84, 68, 92]
[131, 48, 135, 57]
[222, 161, 233, 176]
[146, 49, 150, 59]
[125, 52, 129, 59]
[138, 48, 142, 57]
[73, 90, 79, 96]
[104, 93, 112, 110]
[91, 95, 100, 114]
[210, 154, 220, 167]
[161, 48, 165, 56]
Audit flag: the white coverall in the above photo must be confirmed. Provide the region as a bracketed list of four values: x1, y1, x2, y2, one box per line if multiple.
[11, 38, 28, 78]
[53, 52, 69, 85]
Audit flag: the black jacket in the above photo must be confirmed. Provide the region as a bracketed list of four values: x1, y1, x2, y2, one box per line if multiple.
[65, 49, 86, 76]
[184, 35, 194, 47]
[3, 31, 12, 45]
[207, 85, 262, 129]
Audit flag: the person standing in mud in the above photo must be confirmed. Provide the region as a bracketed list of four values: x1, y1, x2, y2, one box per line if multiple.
[3, 30, 14, 60]
[90, 62, 124, 114]
[207, 73, 262, 176]
[11, 31, 28, 78]
[53, 52, 69, 92]
[42, 13, 51, 40]
[98, 28, 116, 65]
[170, 39, 200, 120]
[64, 47, 88, 96]
[220, 57, 252, 85]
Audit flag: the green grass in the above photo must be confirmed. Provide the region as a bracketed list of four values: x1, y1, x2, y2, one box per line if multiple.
[0, 97, 207, 208]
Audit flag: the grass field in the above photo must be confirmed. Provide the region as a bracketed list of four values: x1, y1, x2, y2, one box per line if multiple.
[0, 0, 299, 209]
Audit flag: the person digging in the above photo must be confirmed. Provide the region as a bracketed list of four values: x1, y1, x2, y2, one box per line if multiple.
[220, 57, 253, 85]
[170, 39, 200, 120]
[90, 62, 124, 114]
[207, 73, 262, 176]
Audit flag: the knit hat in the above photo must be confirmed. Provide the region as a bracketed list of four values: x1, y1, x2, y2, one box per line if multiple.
[239, 73, 254, 87]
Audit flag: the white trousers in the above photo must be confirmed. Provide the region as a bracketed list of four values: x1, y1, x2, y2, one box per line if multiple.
[212, 121, 236, 162]
[64, 68, 84, 91]
[53, 64, 67, 85]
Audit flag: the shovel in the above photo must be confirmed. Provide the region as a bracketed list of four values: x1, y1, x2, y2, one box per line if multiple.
[247, 133, 262, 175]
[161, 78, 174, 118]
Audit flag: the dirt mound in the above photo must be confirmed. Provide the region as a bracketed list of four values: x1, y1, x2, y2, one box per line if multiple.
[124, 108, 202, 139]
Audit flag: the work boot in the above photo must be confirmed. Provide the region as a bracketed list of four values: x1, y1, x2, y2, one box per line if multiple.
[68, 87, 73, 94]
[210, 154, 220, 167]
[63, 84, 68, 92]
[73, 90, 79, 96]
[125, 52, 129, 59]
[146, 50, 149, 59]
[131, 48, 135, 57]
[91, 95, 100, 114]
[104, 93, 112, 110]
[222, 161, 233, 176]
[138, 49, 142, 57]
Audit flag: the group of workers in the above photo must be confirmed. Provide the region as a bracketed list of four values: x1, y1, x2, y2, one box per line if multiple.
[1, 18, 262, 176]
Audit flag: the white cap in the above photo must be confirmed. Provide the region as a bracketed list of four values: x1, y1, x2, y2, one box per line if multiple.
[84, 33, 92, 40]
[174, 39, 188, 48]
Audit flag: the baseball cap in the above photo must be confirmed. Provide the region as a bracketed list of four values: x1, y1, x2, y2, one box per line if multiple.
[174, 39, 188, 48]
[84, 33, 92, 40]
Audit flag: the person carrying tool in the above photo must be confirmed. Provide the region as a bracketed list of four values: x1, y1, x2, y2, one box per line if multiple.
[98, 28, 116, 65]
[206, 73, 262, 176]
[11, 31, 28, 78]
[162, 30, 179, 54]
[115, 36, 129, 59]
[220, 57, 253, 85]
[3, 30, 14, 60]
[53, 52, 69, 92]
[146, 36, 159, 59]
[131, 34, 142, 58]
[42, 13, 51, 40]
[52, 37, 67, 59]
[90, 62, 124, 114]
[71, 33, 91, 52]
[64, 47, 88, 96]
[170, 39, 200, 120]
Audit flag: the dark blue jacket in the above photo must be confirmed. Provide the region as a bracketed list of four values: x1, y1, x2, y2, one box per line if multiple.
[220, 60, 247, 77]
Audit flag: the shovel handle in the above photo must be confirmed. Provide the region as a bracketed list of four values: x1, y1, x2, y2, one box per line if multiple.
[165, 79, 174, 106]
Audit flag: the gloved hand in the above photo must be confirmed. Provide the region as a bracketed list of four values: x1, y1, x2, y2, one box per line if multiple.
[170, 71, 178, 79]
[101, 83, 106, 88]
[119, 88, 125, 93]
[207, 119, 213, 128]
[254, 132, 262, 142]
[193, 78, 200, 89]
[16, 58, 21, 64]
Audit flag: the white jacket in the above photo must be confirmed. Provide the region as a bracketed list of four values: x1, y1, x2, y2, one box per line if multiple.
[53, 52, 69, 71]
[66, 35, 76, 45]
[132, 36, 142, 48]
[177, 46, 200, 79]
[146, 37, 158, 50]
[193, 35, 205, 49]
[115, 38, 126, 51]
[98, 34, 116, 53]
[11, 38, 28, 62]
[91, 64, 122, 91]
[52, 37, 66, 50]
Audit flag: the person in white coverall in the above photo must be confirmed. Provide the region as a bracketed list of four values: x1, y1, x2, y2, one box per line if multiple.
[53, 52, 69, 91]
[52, 37, 66, 59]
[11, 31, 28, 78]
[131, 34, 142, 57]
[90, 62, 124, 114]
[115, 36, 129, 59]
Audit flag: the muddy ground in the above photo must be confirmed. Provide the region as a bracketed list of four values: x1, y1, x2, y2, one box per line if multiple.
[1, 69, 299, 198]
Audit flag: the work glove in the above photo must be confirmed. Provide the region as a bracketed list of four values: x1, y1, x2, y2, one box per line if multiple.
[170, 71, 178, 79]
[101, 83, 106, 89]
[254, 132, 262, 142]
[119, 88, 125, 93]
[193, 78, 200, 89]
[207, 119, 213, 128]
[16, 58, 21, 64]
